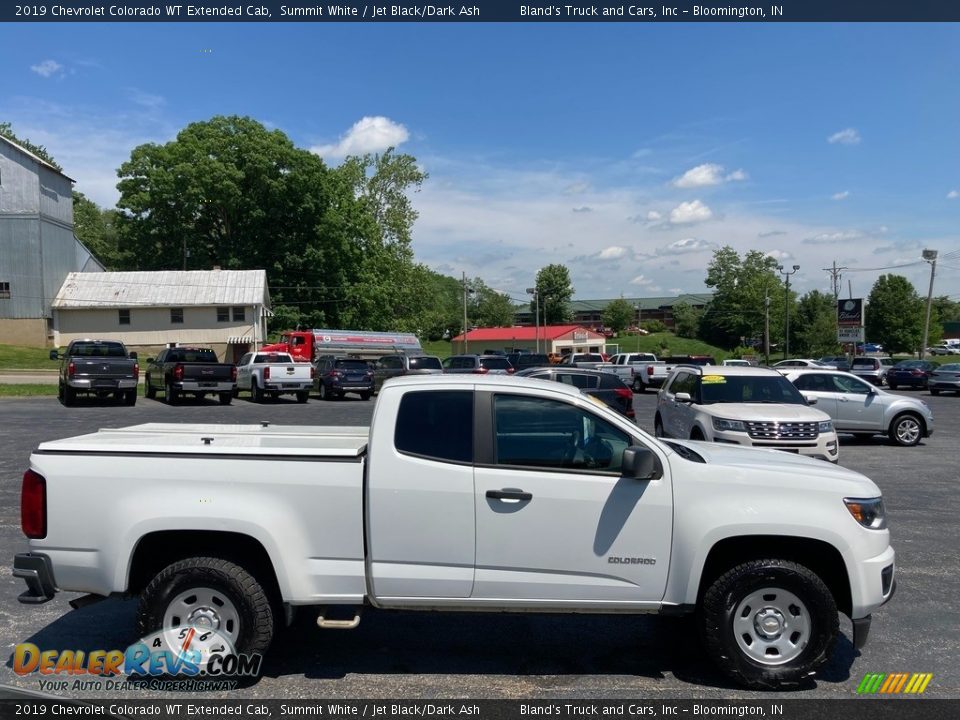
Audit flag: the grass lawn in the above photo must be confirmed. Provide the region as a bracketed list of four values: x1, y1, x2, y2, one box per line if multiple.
[0, 344, 55, 370]
[0, 384, 57, 397]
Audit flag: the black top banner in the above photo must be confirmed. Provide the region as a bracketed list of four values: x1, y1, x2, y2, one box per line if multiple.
[3, 0, 960, 23]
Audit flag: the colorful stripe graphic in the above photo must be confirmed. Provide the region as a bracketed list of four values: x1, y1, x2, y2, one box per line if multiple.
[857, 673, 933, 694]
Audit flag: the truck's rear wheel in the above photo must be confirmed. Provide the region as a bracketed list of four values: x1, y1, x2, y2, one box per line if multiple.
[700, 559, 837, 689]
[165, 381, 179, 405]
[251, 380, 264, 403]
[145, 377, 156, 400]
[296, 391, 309, 404]
[137, 557, 275, 666]
[218, 392, 232, 406]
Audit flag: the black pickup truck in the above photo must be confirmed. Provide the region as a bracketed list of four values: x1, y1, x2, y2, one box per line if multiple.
[144, 347, 236, 405]
[50, 340, 139, 406]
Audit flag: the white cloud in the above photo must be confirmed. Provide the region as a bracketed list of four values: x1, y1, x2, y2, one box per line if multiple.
[659, 237, 716, 255]
[30, 60, 63, 78]
[564, 182, 590, 194]
[765, 249, 793, 260]
[630, 275, 654, 286]
[311, 116, 409, 159]
[646, 210, 662, 222]
[948, 190, 959, 200]
[803, 230, 864, 245]
[832, 191, 850, 201]
[672, 163, 747, 188]
[597, 246, 628, 260]
[827, 128, 861, 145]
[669, 199, 713, 224]
[572, 206, 593, 213]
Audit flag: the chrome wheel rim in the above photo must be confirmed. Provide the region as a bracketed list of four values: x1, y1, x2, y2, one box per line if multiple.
[733, 587, 810, 666]
[896, 418, 920, 444]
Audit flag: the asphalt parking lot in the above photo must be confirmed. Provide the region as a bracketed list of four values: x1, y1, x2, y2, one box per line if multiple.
[1, 389, 958, 700]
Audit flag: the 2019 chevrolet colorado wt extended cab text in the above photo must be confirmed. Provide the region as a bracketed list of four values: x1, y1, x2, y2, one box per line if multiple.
[14, 375, 895, 689]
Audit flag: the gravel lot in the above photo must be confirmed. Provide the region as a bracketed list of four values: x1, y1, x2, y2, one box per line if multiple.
[1, 389, 957, 699]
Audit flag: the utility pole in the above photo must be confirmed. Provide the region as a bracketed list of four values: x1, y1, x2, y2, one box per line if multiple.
[462, 272, 471, 355]
[921, 249, 938, 360]
[764, 294, 770, 366]
[636, 302, 642, 352]
[823, 260, 847, 299]
[526, 287, 540, 353]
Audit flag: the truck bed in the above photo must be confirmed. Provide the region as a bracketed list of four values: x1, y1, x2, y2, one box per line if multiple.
[37, 423, 369, 458]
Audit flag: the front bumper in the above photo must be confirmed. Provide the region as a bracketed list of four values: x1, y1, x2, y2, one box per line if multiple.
[14, 553, 57, 604]
[710, 429, 839, 462]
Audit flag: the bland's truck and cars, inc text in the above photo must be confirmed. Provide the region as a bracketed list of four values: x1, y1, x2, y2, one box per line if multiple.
[14, 375, 895, 689]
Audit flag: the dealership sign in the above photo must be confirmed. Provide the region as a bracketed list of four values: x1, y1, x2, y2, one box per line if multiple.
[838, 326, 865, 343]
[837, 298, 864, 326]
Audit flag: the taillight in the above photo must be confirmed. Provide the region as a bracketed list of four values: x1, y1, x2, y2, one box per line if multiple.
[173, 364, 184, 381]
[133, 362, 140, 380]
[330, 370, 341, 378]
[310, 366, 316, 380]
[263, 366, 271, 380]
[615, 387, 632, 401]
[67, 361, 76, 379]
[474, 367, 490, 374]
[21, 470, 46, 540]
[231, 366, 238, 382]
[647, 366, 654, 376]
[507, 367, 515, 374]
[912, 370, 923, 376]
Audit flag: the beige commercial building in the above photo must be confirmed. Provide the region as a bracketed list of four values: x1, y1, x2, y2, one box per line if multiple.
[51, 269, 271, 362]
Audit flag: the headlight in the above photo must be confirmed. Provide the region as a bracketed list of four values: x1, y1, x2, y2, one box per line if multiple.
[844, 497, 887, 530]
[818, 420, 834, 433]
[712, 417, 747, 432]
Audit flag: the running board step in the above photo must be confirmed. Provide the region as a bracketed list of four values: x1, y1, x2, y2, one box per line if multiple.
[316, 609, 362, 630]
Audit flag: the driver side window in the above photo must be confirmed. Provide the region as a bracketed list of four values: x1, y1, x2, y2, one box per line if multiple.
[832, 375, 871, 394]
[492, 394, 632, 473]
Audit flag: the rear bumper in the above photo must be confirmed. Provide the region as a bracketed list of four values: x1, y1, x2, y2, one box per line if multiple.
[67, 379, 137, 390]
[264, 382, 312, 392]
[178, 381, 234, 392]
[14, 553, 57, 604]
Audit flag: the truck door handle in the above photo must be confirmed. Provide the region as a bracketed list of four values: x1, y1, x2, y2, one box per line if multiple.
[486, 489, 532, 501]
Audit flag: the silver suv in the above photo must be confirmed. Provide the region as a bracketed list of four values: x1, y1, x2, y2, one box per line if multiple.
[850, 356, 894, 386]
[783, 369, 934, 447]
[655, 365, 839, 462]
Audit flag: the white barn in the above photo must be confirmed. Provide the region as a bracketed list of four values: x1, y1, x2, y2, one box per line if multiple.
[51, 269, 271, 361]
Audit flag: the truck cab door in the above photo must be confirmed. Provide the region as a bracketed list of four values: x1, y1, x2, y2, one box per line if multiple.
[366, 386, 476, 599]
[473, 391, 672, 605]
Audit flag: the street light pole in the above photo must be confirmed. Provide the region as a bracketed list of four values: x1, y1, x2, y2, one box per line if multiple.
[777, 264, 800, 360]
[921, 249, 938, 359]
[526, 287, 540, 353]
[635, 302, 642, 352]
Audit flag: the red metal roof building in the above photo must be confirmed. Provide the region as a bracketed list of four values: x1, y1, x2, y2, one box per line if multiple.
[450, 325, 607, 355]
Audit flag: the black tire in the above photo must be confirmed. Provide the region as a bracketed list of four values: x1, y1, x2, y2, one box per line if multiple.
[125, 390, 137, 406]
[137, 556, 275, 666]
[145, 377, 157, 400]
[296, 391, 309, 404]
[62, 384, 76, 407]
[700, 559, 838, 690]
[165, 381, 179, 405]
[930, 388, 940, 396]
[251, 379, 263, 403]
[654, 415, 665, 438]
[633, 377, 645, 393]
[690, 427, 705, 441]
[890, 412, 923, 447]
[360, 391, 371, 401]
[219, 392, 232, 406]
[888, 382, 898, 391]
[321, 383, 333, 401]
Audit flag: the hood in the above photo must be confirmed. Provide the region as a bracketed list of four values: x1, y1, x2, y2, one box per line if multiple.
[699, 402, 830, 422]
[665, 438, 879, 496]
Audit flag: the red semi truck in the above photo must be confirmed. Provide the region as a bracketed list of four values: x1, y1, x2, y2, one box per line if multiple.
[261, 329, 424, 363]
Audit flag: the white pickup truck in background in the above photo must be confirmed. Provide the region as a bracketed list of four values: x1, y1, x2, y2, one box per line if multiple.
[608, 352, 669, 392]
[15, 375, 895, 689]
[234, 351, 314, 403]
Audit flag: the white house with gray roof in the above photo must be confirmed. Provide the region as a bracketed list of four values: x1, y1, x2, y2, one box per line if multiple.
[51, 269, 271, 361]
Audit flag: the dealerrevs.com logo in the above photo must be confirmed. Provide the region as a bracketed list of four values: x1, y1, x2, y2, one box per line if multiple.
[13, 626, 262, 691]
[856, 673, 934, 694]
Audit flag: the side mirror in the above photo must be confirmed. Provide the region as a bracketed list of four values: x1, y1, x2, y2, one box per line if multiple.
[622, 446, 663, 481]
[49, 350, 59, 360]
[128, 351, 138, 360]
[802, 393, 818, 406]
[146, 357, 155, 364]
[674, 392, 692, 403]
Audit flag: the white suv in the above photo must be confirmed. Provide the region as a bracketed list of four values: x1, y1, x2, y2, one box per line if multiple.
[655, 365, 839, 462]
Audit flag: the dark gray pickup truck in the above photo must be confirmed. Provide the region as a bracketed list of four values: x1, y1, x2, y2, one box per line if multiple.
[144, 346, 236, 405]
[50, 340, 139, 406]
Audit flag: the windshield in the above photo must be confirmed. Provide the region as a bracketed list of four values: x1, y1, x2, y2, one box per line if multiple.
[851, 358, 876, 368]
[699, 374, 807, 405]
[480, 357, 511, 370]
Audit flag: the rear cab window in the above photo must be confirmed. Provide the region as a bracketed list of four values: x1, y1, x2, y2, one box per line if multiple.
[394, 390, 473, 463]
[480, 357, 511, 370]
[409, 356, 442, 370]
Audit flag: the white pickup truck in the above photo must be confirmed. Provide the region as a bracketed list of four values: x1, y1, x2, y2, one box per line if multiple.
[14, 375, 895, 689]
[234, 351, 314, 403]
[608, 352, 670, 392]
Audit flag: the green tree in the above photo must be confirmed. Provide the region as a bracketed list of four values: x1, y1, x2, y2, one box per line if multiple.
[534, 264, 574, 324]
[792, 290, 839, 357]
[474, 285, 517, 328]
[865, 275, 924, 354]
[700, 246, 786, 349]
[602, 298, 635, 335]
[671, 301, 701, 339]
[0, 122, 61, 170]
[73, 192, 123, 269]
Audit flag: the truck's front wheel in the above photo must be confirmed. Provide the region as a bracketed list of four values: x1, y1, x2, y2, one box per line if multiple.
[137, 557, 275, 666]
[700, 559, 837, 689]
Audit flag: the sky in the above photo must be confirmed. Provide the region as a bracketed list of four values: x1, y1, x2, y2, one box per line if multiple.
[2, 22, 960, 306]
